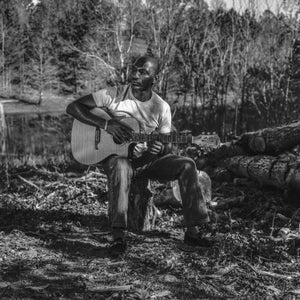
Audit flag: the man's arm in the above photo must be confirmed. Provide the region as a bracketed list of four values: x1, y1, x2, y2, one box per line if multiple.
[66, 94, 106, 129]
[147, 103, 173, 156]
[66, 93, 133, 143]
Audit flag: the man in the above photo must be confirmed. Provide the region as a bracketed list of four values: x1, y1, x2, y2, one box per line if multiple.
[66, 56, 212, 256]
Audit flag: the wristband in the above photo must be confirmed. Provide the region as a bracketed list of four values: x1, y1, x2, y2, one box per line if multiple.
[104, 120, 108, 131]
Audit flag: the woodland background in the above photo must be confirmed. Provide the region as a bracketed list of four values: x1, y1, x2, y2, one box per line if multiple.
[1, 0, 300, 139]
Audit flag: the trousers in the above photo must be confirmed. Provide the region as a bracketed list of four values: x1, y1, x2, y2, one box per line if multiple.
[102, 154, 210, 228]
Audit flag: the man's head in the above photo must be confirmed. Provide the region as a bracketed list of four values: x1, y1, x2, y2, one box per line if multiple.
[130, 56, 159, 92]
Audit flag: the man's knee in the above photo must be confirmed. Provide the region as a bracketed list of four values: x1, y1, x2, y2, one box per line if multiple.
[181, 157, 197, 173]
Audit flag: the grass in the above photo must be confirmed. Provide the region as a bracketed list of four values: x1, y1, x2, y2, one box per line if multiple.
[1, 89, 75, 115]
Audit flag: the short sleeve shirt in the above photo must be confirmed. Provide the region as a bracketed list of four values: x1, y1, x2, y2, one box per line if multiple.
[92, 85, 172, 134]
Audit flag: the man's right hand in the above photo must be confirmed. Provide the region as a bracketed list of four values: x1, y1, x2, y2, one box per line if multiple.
[106, 118, 133, 144]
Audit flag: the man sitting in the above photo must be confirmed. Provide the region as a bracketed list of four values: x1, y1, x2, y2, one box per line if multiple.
[66, 55, 213, 257]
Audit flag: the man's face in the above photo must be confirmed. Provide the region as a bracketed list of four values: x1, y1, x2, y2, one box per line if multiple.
[130, 58, 157, 92]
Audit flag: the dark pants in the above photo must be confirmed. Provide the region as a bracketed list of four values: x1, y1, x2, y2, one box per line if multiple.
[103, 154, 209, 229]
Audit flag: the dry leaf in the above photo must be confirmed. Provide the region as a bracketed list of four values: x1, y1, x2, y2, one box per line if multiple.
[159, 274, 179, 283]
[290, 289, 300, 295]
[266, 285, 281, 295]
[0, 282, 10, 288]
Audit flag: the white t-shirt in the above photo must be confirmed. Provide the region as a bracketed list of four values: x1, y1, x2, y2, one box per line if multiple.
[93, 85, 171, 134]
[92, 85, 172, 157]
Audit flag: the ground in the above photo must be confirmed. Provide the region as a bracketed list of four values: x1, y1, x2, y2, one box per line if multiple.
[1, 165, 300, 300]
[1, 93, 300, 299]
[1, 91, 74, 115]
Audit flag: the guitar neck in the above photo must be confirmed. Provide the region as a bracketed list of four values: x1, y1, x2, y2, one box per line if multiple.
[131, 132, 192, 144]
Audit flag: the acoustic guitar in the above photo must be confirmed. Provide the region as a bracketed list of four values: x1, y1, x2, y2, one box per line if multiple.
[71, 108, 220, 165]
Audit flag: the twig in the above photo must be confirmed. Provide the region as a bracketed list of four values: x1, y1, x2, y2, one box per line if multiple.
[150, 291, 171, 299]
[197, 274, 222, 279]
[197, 264, 238, 280]
[88, 285, 132, 293]
[236, 258, 298, 280]
[270, 212, 276, 237]
[17, 175, 44, 192]
[256, 270, 295, 280]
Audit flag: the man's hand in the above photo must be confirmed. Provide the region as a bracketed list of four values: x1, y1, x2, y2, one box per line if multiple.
[147, 140, 164, 155]
[106, 118, 133, 144]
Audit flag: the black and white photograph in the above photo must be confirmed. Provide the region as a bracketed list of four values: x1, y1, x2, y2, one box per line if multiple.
[1, 0, 300, 299]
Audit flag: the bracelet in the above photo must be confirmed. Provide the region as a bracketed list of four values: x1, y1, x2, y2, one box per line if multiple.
[104, 120, 108, 131]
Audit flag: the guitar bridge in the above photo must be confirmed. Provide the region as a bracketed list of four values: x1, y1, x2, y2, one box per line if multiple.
[95, 127, 101, 150]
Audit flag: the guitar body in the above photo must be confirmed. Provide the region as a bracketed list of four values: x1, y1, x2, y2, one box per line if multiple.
[71, 108, 139, 165]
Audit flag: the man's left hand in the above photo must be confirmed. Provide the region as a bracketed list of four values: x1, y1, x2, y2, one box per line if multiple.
[148, 140, 164, 155]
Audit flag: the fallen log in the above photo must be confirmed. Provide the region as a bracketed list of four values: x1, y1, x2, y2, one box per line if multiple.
[223, 154, 300, 191]
[237, 120, 300, 155]
[196, 142, 247, 169]
[198, 121, 300, 169]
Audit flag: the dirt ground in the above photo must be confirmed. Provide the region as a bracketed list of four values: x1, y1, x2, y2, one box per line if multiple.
[0, 165, 300, 300]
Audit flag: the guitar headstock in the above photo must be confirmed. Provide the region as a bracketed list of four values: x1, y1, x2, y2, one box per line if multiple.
[191, 133, 221, 150]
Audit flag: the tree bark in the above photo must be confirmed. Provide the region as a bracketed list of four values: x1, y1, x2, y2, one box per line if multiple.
[237, 120, 300, 155]
[223, 154, 300, 191]
[200, 120, 300, 169]
[127, 178, 158, 232]
[107, 177, 157, 232]
[197, 142, 246, 168]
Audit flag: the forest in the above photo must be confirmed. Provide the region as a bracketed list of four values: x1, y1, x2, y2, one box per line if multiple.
[1, 0, 300, 299]
[1, 0, 300, 137]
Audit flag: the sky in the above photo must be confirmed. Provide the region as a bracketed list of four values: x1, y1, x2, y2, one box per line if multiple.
[30, 0, 299, 16]
[206, 0, 299, 15]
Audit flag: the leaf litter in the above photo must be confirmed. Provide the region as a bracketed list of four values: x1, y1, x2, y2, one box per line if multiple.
[0, 164, 300, 299]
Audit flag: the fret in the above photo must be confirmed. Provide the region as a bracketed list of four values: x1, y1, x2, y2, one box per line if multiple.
[130, 132, 197, 144]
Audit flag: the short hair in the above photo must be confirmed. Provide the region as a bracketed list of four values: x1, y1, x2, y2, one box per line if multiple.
[134, 56, 160, 75]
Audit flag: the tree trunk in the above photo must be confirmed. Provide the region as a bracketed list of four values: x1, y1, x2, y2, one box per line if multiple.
[201, 120, 300, 169]
[1, 15, 5, 90]
[224, 154, 300, 191]
[0, 103, 7, 154]
[237, 120, 300, 155]
[107, 177, 158, 232]
[127, 177, 158, 232]
[197, 142, 246, 168]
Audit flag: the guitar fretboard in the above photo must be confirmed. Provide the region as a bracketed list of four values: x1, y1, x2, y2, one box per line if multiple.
[131, 132, 192, 144]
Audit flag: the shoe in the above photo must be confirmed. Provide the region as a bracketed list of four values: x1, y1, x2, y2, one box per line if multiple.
[184, 233, 214, 247]
[109, 238, 127, 257]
